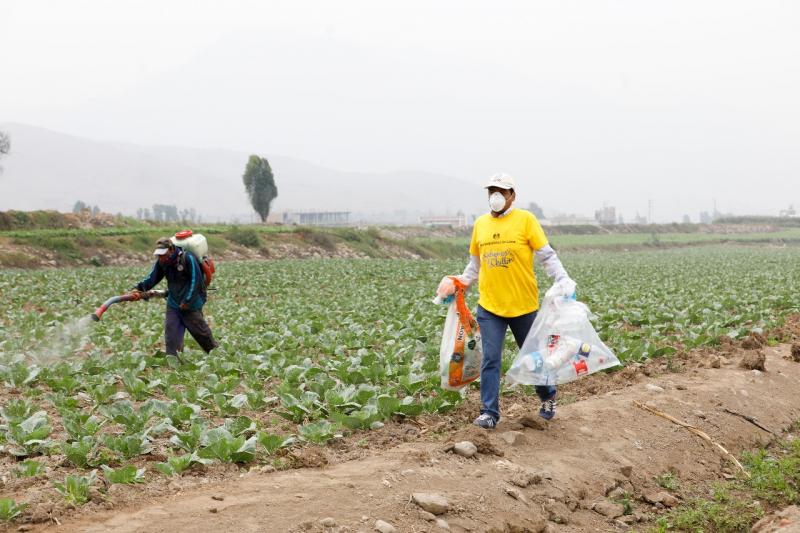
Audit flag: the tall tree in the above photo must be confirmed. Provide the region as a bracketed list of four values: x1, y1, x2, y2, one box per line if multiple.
[528, 202, 546, 219]
[0, 131, 9, 173]
[242, 155, 278, 222]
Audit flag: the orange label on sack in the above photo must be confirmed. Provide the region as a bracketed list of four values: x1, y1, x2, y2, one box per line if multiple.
[448, 277, 480, 388]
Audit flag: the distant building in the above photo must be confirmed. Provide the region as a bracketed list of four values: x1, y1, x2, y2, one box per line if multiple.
[540, 214, 599, 226]
[594, 206, 616, 225]
[780, 205, 797, 218]
[270, 211, 351, 226]
[419, 213, 467, 227]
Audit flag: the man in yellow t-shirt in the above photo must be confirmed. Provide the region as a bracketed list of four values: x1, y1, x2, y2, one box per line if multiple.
[440, 173, 576, 429]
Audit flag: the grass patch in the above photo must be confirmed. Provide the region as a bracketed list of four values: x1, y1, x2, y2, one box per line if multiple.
[407, 237, 468, 259]
[655, 471, 680, 491]
[12, 235, 81, 260]
[654, 485, 763, 533]
[298, 229, 336, 251]
[0, 251, 39, 268]
[224, 226, 262, 248]
[742, 441, 800, 504]
[655, 432, 800, 532]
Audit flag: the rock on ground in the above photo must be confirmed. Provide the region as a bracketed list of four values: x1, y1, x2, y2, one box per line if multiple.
[411, 493, 449, 515]
[544, 500, 572, 524]
[374, 519, 396, 533]
[752, 505, 800, 532]
[592, 500, 625, 518]
[453, 441, 478, 458]
[643, 491, 679, 508]
[499, 431, 528, 446]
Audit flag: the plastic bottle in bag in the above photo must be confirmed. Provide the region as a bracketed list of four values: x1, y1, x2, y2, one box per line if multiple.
[552, 343, 610, 382]
[543, 336, 581, 370]
[506, 350, 545, 384]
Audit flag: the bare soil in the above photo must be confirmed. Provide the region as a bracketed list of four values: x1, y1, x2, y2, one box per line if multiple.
[11, 338, 800, 533]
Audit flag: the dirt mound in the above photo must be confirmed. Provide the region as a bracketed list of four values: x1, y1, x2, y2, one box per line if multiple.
[39, 343, 800, 533]
[740, 350, 767, 370]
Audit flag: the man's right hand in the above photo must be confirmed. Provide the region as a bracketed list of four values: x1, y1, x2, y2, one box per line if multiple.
[436, 276, 456, 298]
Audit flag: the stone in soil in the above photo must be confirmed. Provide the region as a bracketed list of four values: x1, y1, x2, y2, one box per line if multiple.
[544, 500, 572, 524]
[645, 383, 664, 393]
[419, 510, 437, 522]
[374, 520, 396, 533]
[740, 351, 766, 371]
[435, 518, 451, 530]
[320, 517, 337, 527]
[453, 441, 478, 458]
[411, 493, 450, 515]
[505, 487, 527, 503]
[499, 431, 528, 446]
[510, 470, 543, 488]
[643, 491, 679, 508]
[619, 465, 633, 478]
[592, 500, 625, 518]
[752, 505, 800, 532]
[607, 487, 627, 500]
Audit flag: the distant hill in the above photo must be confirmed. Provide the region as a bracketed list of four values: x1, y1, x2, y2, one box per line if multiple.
[0, 123, 485, 223]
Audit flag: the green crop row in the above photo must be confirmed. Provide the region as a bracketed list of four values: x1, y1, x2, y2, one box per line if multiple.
[0, 246, 798, 509]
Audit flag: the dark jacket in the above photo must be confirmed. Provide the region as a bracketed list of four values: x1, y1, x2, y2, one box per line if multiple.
[136, 248, 206, 311]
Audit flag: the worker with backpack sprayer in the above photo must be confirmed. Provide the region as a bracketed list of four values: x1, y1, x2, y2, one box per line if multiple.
[130, 232, 218, 360]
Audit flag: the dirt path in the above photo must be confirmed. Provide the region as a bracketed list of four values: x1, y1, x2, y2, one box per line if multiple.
[42, 344, 799, 533]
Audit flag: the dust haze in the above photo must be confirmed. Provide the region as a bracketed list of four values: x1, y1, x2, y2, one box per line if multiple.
[1, 1, 798, 222]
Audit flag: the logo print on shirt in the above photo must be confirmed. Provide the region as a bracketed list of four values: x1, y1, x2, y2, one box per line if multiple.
[484, 250, 513, 269]
[493, 233, 500, 240]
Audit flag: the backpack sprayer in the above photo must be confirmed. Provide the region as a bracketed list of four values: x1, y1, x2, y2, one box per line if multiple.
[90, 290, 167, 321]
[89, 230, 214, 322]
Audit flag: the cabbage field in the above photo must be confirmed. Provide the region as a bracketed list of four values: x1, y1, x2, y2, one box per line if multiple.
[0, 245, 799, 518]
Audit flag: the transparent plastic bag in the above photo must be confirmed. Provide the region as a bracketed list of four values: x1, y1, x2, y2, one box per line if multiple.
[436, 277, 482, 391]
[506, 285, 619, 386]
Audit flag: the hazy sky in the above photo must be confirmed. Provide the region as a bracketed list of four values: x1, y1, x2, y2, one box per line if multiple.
[2, 1, 799, 221]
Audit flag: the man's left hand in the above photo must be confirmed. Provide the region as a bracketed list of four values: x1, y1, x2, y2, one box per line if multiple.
[557, 277, 577, 298]
[179, 302, 189, 311]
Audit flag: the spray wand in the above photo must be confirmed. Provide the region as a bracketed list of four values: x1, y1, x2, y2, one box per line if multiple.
[90, 290, 167, 321]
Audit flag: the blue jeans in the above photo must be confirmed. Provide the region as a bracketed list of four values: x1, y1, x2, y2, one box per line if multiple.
[476, 305, 556, 421]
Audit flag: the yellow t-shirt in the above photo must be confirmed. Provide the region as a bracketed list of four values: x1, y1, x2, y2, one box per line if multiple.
[469, 209, 549, 318]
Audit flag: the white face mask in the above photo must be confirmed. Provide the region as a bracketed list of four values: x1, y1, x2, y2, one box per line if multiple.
[489, 191, 507, 213]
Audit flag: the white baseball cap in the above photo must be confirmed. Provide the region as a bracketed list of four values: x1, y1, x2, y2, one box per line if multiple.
[484, 173, 516, 190]
[153, 237, 173, 256]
